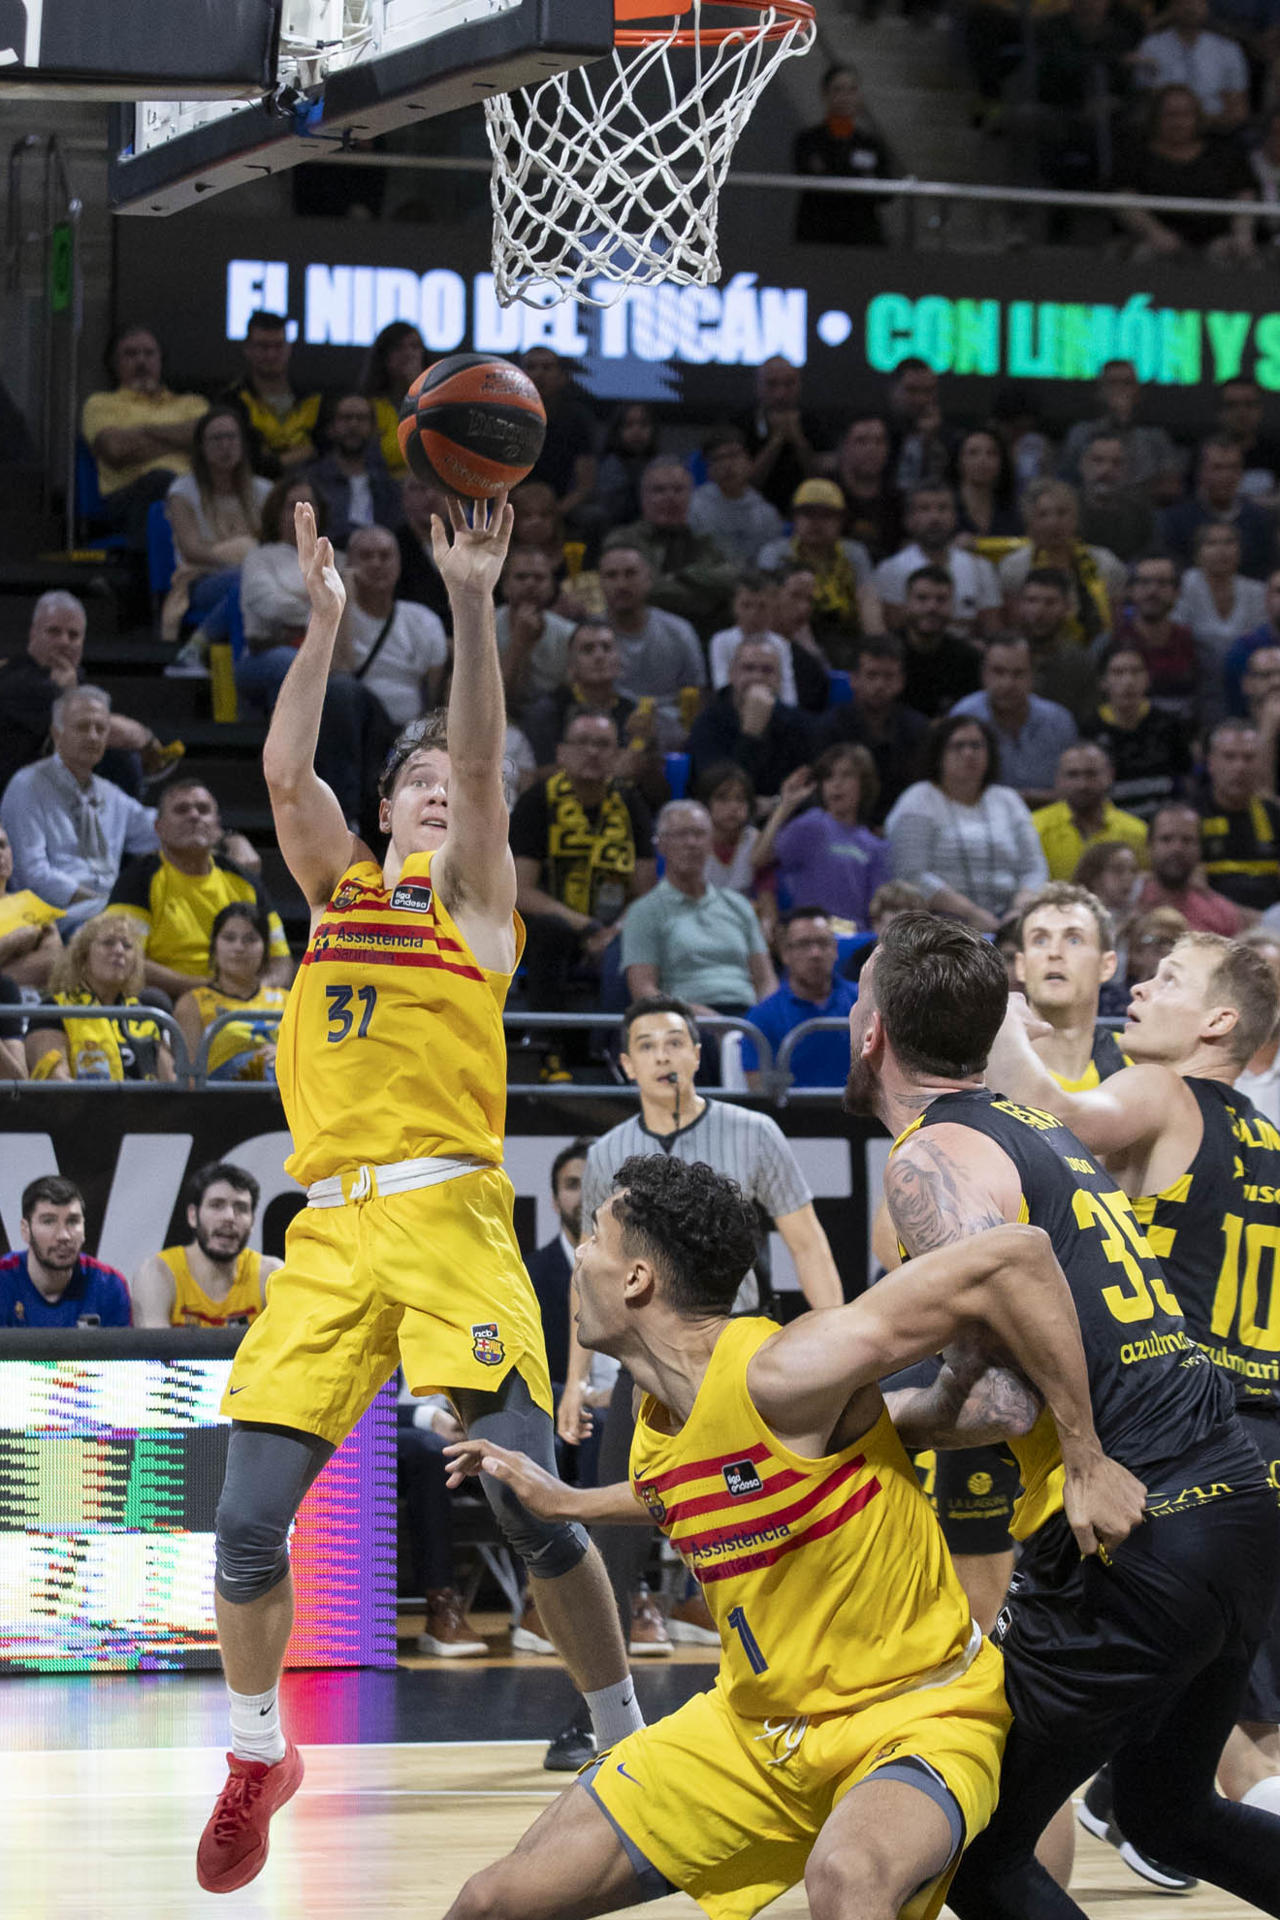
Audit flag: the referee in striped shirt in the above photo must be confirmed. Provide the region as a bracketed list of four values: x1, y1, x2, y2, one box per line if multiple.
[548, 994, 843, 1767]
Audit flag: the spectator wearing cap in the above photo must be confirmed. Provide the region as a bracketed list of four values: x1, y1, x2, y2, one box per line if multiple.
[733, 356, 834, 515]
[757, 478, 882, 666]
[1032, 741, 1149, 880]
[688, 429, 784, 566]
[742, 907, 857, 1091]
[613, 458, 740, 637]
[686, 635, 814, 801]
[872, 483, 1002, 640]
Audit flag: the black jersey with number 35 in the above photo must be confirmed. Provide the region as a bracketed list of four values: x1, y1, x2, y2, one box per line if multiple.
[914, 1088, 1248, 1538]
[1134, 1078, 1280, 1413]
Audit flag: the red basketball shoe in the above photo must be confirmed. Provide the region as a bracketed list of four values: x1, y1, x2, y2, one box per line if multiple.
[196, 1741, 305, 1892]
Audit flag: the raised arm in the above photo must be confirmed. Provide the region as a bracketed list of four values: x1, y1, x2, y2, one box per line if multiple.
[261, 502, 363, 907]
[130, 1254, 178, 1328]
[429, 494, 518, 930]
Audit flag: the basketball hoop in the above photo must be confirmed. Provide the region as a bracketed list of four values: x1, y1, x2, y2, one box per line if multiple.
[484, 0, 817, 308]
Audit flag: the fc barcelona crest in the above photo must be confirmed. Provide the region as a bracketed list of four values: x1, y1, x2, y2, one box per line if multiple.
[331, 879, 363, 911]
[471, 1322, 505, 1366]
[639, 1482, 667, 1524]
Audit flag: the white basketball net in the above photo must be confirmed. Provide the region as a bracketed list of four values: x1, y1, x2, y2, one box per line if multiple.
[484, 1, 817, 308]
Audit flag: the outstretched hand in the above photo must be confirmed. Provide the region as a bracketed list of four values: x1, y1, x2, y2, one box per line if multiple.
[1063, 1451, 1147, 1558]
[444, 1436, 573, 1518]
[295, 500, 346, 626]
[430, 490, 515, 602]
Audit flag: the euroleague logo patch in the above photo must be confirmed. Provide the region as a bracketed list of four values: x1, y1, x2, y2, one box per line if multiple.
[391, 881, 434, 914]
[471, 1322, 505, 1366]
[722, 1458, 764, 1499]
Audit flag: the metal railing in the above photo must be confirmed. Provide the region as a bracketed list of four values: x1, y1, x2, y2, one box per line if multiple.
[5, 1002, 191, 1083]
[5, 133, 82, 547]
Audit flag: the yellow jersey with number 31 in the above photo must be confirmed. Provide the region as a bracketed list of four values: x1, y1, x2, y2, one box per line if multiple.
[276, 852, 524, 1186]
[631, 1316, 979, 1720]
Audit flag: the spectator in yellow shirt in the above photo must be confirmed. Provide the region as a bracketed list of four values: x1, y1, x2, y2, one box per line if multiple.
[1032, 740, 1149, 880]
[81, 325, 208, 547]
[220, 311, 321, 477]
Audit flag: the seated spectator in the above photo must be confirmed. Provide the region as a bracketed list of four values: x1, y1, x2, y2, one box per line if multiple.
[885, 713, 1049, 930]
[1108, 553, 1219, 729]
[111, 777, 291, 999]
[893, 566, 982, 718]
[596, 403, 658, 528]
[708, 570, 824, 710]
[771, 565, 836, 713]
[1060, 358, 1183, 502]
[0, 821, 60, 989]
[597, 545, 706, 739]
[1074, 837, 1143, 979]
[697, 762, 759, 893]
[1173, 521, 1267, 663]
[886, 359, 956, 494]
[24, 912, 175, 1083]
[0, 1176, 131, 1327]
[952, 635, 1078, 808]
[792, 63, 896, 247]
[1213, 375, 1280, 501]
[521, 348, 599, 526]
[839, 877, 931, 983]
[998, 480, 1124, 645]
[1233, 927, 1280, 1123]
[735, 355, 831, 515]
[752, 744, 889, 927]
[509, 482, 572, 585]
[522, 620, 632, 763]
[992, 388, 1054, 492]
[1161, 433, 1275, 581]
[817, 634, 929, 824]
[1224, 566, 1280, 714]
[1134, 801, 1244, 932]
[1033, 741, 1148, 879]
[742, 907, 856, 1090]
[1243, 645, 1280, 793]
[1125, 902, 1191, 984]
[360, 321, 425, 476]
[238, 475, 319, 651]
[1134, 0, 1248, 133]
[951, 428, 1020, 542]
[873, 483, 1002, 640]
[510, 708, 655, 1056]
[0, 592, 178, 802]
[757, 479, 881, 665]
[835, 414, 904, 563]
[689, 429, 784, 567]
[686, 635, 813, 799]
[496, 545, 577, 714]
[1012, 570, 1100, 728]
[173, 902, 289, 1082]
[162, 407, 271, 643]
[1, 687, 157, 932]
[613, 458, 738, 637]
[1083, 645, 1190, 819]
[221, 309, 321, 476]
[395, 471, 452, 628]
[307, 393, 403, 548]
[1198, 719, 1280, 911]
[1075, 433, 1157, 564]
[80, 324, 208, 547]
[526, 1141, 618, 1472]
[336, 524, 448, 728]
[131, 1161, 278, 1327]
[621, 801, 777, 1013]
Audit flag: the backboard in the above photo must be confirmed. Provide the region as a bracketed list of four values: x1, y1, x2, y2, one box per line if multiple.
[107, 0, 615, 217]
[0, 0, 277, 100]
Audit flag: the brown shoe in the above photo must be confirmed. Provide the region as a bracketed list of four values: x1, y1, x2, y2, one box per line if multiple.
[510, 1592, 556, 1655]
[628, 1582, 672, 1657]
[416, 1587, 488, 1658]
[666, 1590, 719, 1646]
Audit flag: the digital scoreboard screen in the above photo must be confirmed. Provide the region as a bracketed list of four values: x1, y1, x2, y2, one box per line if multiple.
[0, 1357, 395, 1673]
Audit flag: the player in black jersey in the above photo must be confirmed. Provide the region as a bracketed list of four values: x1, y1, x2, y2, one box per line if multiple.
[848, 913, 1280, 1920]
[990, 929, 1280, 1839]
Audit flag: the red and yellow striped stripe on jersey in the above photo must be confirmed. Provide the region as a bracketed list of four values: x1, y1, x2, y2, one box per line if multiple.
[631, 1317, 978, 1719]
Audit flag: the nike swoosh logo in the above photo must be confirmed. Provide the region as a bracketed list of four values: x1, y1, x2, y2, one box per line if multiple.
[620, 1689, 635, 1710]
[616, 1762, 640, 1785]
[228, 1386, 246, 1395]
[258, 1705, 273, 1716]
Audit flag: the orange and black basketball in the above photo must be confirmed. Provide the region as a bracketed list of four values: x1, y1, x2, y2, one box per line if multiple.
[397, 352, 546, 499]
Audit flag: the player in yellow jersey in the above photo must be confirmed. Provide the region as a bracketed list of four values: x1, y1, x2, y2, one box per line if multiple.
[132, 1162, 278, 1327]
[196, 496, 637, 1895]
[443, 1155, 1142, 1920]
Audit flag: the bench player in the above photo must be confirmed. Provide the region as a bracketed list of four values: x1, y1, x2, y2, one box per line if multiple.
[443, 1154, 1141, 1920]
[197, 497, 637, 1893]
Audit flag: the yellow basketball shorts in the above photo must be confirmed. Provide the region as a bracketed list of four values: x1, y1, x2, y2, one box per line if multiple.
[587, 1640, 1010, 1920]
[221, 1167, 552, 1445]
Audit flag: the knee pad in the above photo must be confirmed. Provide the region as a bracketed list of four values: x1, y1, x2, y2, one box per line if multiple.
[478, 1471, 590, 1580]
[213, 1498, 292, 1604]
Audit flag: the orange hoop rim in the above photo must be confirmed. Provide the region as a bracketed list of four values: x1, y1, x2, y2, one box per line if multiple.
[614, 0, 816, 48]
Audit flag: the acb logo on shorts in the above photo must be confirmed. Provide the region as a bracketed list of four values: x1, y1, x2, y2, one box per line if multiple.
[723, 1458, 764, 1498]
[471, 1322, 505, 1366]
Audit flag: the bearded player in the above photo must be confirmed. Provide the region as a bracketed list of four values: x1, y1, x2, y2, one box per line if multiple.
[196, 497, 637, 1893]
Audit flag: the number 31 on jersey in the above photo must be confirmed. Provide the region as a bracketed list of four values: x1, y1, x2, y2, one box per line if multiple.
[325, 984, 377, 1042]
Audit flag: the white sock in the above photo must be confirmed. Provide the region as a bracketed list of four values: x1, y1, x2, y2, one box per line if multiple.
[228, 1684, 287, 1765]
[584, 1676, 645, 1750]
[1241, 1774, 1280, 1816]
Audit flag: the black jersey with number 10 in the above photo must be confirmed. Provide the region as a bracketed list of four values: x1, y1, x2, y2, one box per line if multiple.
[915, 1088, 1249, 1538]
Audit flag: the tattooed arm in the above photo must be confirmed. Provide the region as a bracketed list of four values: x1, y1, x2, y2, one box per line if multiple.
[880, 1124, 1045, 1448]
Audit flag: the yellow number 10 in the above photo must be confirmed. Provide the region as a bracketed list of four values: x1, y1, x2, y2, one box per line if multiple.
[1212, 1213, 1280, 1354]
[1072, 1188, 1184, 1325]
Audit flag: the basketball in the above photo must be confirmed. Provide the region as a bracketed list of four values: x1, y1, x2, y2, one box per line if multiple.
[396, 352, 546, 499]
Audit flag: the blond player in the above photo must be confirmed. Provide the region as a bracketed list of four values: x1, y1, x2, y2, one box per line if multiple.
[196, 496, 636, 1894]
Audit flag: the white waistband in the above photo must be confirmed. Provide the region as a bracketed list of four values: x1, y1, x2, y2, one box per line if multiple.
[306, 1155, 490, 1208]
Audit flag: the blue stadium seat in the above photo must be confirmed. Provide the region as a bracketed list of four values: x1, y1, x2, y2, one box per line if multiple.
[146, 499, 177, 598]
[75, 437, 127, 550]
[827, 670, 853, 707]
[664, 751, 690, 798]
